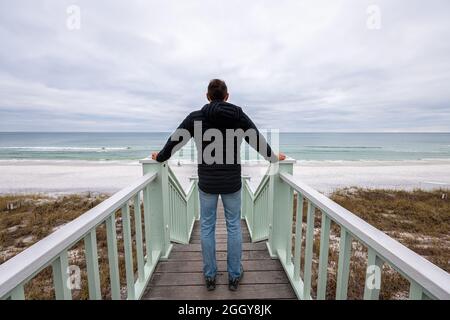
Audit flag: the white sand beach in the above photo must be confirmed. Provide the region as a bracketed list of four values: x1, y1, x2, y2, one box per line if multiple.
[1, 159, 450, 195]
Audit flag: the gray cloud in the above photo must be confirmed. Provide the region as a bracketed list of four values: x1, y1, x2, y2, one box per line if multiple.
[0, 0, 449, 132]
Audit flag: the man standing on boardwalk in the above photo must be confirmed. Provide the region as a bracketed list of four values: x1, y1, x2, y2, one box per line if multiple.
[152, 79, 285, 291]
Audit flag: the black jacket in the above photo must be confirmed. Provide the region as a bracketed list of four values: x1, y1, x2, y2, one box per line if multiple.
[156, 101, 277, 194]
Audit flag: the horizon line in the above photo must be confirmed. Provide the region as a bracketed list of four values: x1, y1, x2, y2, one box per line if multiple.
[1, 131, 450, 134]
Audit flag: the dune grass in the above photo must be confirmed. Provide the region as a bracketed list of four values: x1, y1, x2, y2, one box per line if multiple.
[294, 188, 449, 300]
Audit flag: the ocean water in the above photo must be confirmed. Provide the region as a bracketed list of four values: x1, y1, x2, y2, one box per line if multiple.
[0, 132, 449, 162]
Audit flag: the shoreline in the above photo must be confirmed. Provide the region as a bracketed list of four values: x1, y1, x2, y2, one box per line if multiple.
[2, 158, 450, 165]
[1, 159, 450, 195]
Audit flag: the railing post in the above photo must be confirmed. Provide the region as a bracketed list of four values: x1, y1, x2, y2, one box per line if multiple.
[302, 201, 316, 299]
[195, 183, 200, 221]
[267, 159, 295, 258]
[189, 176, 200, 221]
[317, 213, 331, 300]
[133, 193, 145, 282]
[121, 203, 135, 299]
[140, 159, 173, 260]
[293, 192, 304, 281]
[409, 281, 425, 300]
[52, 252, 72, 300]
[105, 214, 121, 300]
[84, 230, 101, 300]
[336, 228, 353, 300]
[241, 175, 251, 220]
[363, 248, 383, 300]
[9, 285, 25, 300]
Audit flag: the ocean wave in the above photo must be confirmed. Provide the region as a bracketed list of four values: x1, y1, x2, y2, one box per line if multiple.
[0, 146, 132, 152]
[0, 159, 140, 165]
[303, 146, 382, 149]
[295, 158, 450, 165]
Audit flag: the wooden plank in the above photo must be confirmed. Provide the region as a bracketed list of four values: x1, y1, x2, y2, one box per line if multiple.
[171, 242, 267, 252]
[141, 200, 296, 301]
[214, 224, 235, 228]
[190, 233, 251, 240]
[191, 220, 248, 227]
[188, 227, 248, 235]
[155, 260, 283, 273]
[143, 284, 296, 300]
[189, 221, 248, 235]
[191, 227, 250, 232]
[191, 230, 250, 236]
[193, 219, 246, 225]
[192, 224, 248, 232]
[190, 236, 251, 244]
[168, 250, 271, 261]
[150, 271, 290, 286]
[216, 221, 247, 225]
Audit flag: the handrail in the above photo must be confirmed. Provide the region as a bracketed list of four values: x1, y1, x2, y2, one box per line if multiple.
[2, 157, 448, 300]
[0, 172, 157, 298]
[253, 169, 270, 200]
[242, 165, 271, 242]
[243, 179, 254, 201]
[279, 172, 450, 300]
[0, 160, 195, 300]
[168, 165, 188, 197]
[185, 180, 197, 199]
[166, 165, 199, 244]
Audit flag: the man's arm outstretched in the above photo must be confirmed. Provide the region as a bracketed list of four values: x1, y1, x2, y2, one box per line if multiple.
[152, 115, 194, 162]
[241, 111, 285, 162]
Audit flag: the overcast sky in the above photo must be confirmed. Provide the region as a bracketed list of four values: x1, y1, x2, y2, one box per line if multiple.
[0, 0, 449, 132]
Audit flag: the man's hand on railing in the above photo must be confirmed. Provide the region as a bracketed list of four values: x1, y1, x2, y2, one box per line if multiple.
[151, 151, 285, 161]
[278, 152, 286, 161]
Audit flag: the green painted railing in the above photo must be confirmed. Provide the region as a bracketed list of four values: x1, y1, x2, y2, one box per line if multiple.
[0, 160, 198, 300]
[242, 171, 271, 242]
[1, 158, 449, 300]
[167, 166, 199, 244]
[242, 160, 450, 300]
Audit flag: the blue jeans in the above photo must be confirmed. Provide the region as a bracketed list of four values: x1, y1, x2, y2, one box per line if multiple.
[199, 188, 242, 280]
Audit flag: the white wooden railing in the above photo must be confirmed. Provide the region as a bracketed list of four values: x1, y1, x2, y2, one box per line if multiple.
[167, 166, 199, 244]
[241, 160, 450, 300]
[0, 160, 198, 300]
[242, 171, 271, 242]
[1, 158, 449, 300]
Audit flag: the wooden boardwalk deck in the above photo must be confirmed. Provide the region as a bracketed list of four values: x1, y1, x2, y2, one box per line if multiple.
[142, 202, 296, 300]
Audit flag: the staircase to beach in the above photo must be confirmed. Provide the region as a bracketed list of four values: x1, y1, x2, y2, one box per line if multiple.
[0, 159, 449, 300]
[142, 202, 295, 300]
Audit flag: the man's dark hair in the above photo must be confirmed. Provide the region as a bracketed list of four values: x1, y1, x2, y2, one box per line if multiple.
[207, 79, 228, 101]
